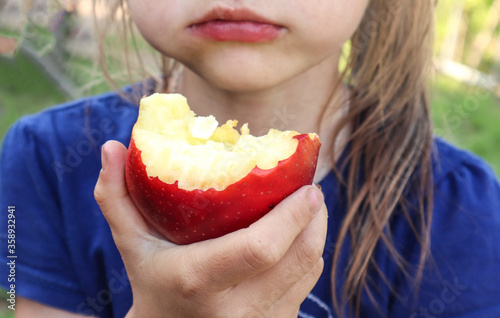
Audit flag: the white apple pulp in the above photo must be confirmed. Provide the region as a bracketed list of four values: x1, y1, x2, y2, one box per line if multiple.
[132, 93, 310, 191]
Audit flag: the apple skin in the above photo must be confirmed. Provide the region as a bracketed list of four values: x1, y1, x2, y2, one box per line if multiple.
[125, 133, 321, 245]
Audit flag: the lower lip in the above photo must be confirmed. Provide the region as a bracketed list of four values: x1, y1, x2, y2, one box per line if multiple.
[189, 21, 284, 43]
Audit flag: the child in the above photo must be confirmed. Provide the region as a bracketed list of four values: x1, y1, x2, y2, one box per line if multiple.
[2, 0, 500, 317]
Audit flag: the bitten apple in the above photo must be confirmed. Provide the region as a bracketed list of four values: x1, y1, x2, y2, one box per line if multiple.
[125, 93, 321, 245]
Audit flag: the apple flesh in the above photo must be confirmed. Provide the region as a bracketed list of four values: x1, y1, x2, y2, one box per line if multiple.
[126, 93, 321, 245]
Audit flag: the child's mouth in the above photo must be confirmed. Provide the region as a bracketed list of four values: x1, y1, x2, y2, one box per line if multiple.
[188, 7, 285, 43]
[189, 20, 284, 43]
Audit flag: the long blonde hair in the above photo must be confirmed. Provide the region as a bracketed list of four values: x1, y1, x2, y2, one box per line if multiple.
[329, 0, 435, 315]
[94, 0, 435, 315]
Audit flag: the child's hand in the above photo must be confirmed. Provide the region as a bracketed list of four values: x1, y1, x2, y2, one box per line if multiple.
[94, 140, 328, 318]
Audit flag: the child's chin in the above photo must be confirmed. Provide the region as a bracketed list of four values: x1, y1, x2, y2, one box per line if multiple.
[214, 78, 279, 93]
[201, 70, 287, 93]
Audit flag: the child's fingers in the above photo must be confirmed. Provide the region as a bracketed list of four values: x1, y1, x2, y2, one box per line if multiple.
[277, 257, 325, 311]
[185, 185, 324, 292]
[241, 200, 327, 299]
[94, 140, 155, 248]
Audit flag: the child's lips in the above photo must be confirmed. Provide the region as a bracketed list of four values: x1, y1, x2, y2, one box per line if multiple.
[187, 7, 285, 43]
[188, 20, 284, 43]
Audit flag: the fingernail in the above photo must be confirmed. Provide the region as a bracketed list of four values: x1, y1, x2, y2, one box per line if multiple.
[307, 187, 322, 215]
[101, 142, 108, 170]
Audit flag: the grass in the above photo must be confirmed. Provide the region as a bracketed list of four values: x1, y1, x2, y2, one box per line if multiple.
[0, 50, 114, 140]
[431, 75, 500, 176]
[0, 51, 69, 139]
[0, 290, 12, 318]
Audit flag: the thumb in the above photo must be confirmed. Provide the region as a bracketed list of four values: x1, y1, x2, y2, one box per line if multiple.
[94, 140, 153, 244]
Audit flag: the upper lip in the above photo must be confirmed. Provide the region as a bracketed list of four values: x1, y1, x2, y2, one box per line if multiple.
[189, 7, 281, 26]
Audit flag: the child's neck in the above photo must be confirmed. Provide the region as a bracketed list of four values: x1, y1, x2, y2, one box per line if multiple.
[177, 58, 350, 182]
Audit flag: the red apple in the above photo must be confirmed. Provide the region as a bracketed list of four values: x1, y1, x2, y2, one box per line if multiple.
[125, 93, 321, 244]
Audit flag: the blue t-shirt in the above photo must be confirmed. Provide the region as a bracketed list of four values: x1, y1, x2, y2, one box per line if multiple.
[1, 89, 499, 317]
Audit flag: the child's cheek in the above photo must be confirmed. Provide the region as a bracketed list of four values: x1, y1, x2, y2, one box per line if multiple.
[290, 0, 368, 43]
[128, 0, 183, 48]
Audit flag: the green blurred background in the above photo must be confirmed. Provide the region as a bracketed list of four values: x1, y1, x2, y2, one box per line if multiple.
[0, 0, 499, 316]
